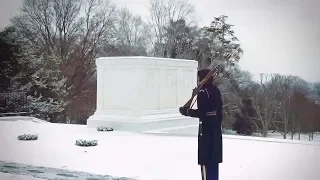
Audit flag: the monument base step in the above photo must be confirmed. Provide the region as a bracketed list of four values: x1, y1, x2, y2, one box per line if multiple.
[87, 113, 199, 132]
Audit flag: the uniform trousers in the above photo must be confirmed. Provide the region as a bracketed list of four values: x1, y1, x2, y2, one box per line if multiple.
[200, 164, 219, 180]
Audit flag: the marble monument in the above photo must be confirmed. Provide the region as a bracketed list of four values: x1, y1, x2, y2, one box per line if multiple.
[87, 56, 198, 131]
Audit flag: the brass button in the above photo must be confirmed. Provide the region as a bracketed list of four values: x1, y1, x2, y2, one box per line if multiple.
[200, 133, 202, 136]
[199, 121, 202, 124]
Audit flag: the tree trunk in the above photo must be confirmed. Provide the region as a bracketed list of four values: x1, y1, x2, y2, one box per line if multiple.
[309, 133, 311, 141]
[298, 125, 300, 140]
[291, 116, 295, 140]
[284, 124, 287, 139]
[262, 125, 268, 137]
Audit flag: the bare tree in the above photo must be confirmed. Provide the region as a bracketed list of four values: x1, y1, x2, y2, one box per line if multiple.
[147, 0, 196, 57]
[12, 0, 116, 122]
[250, 74, 279, 137]
[258, 75, 313, 139]
[112, 7, 149, 55]
[12, 0, 116, 95]
[163, 19, 198, 59]
[291, 91, 319, 140]
[289, 77, 311, 139]
[268, 75, 296, 139]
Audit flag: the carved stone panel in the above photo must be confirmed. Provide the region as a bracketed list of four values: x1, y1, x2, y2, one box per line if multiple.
[144, 68, 159, 110]
[159, 69, 177, 109]
[166, 74, 174, 87]
[145, 69, 157, 88]
[181, 70, 193, 88]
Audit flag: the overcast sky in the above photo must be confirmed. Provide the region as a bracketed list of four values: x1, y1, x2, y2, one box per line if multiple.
[1, 0, 319, 82]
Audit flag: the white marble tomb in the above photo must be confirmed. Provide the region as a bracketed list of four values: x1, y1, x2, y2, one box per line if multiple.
[87, 56, 198, 131]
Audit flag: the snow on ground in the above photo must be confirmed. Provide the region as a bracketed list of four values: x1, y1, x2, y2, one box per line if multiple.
[0, 120, 320, 180]
[145, 123, 320, 143]
[266, 131, 320, 141]
[0, 116, 49, 123]
[0, 160, 134, 180]
[0, 172, 44, 180]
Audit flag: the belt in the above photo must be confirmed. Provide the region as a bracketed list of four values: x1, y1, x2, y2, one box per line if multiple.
[206, 111, 217, 116]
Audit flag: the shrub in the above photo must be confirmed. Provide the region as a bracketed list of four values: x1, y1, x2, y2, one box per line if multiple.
[75, 139, 98, 147]
[97, 126, 113, 132]
[232, 98, 255, 136]
[222, 128, 238, 135]
[232, 114, 254, 136]
[17, 134, 38, 141]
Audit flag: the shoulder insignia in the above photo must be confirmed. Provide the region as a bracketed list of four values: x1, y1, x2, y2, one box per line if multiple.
[199, 89, 210, 98]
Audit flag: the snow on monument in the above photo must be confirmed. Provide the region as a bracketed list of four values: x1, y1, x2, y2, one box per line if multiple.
[87, 56, 198, 131]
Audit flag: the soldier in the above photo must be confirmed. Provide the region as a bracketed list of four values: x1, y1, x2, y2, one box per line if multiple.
[179, 69, 223, 180]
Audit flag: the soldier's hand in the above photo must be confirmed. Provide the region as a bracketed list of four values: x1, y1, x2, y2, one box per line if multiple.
[192, 87, 197, 95]
[179, 106, 187, 116]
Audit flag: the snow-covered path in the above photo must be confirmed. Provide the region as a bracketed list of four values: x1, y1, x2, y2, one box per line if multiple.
[0, 160, 134, 180]
[0, 121, 319, 180]
[0, 172, 44, 180]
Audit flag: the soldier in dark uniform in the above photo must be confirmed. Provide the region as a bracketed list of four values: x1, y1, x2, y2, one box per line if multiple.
[179, 69, 223, 180]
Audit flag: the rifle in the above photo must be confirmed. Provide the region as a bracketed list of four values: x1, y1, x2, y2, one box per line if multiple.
[182, 49, 239, 109]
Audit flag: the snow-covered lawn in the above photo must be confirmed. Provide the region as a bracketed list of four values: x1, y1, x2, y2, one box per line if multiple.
[0, 120, 320, 180]
[264, 131, 320, 141]
[143, 122, 320, 143]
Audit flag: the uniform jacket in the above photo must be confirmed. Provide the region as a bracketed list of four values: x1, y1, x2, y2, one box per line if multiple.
[182, 69, 223, 165]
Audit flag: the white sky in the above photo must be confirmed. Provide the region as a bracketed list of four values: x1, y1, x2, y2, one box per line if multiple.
[1, 0, 319, 82]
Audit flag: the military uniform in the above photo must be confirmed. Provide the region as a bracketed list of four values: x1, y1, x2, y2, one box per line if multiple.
[179, 69, 223, 180]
